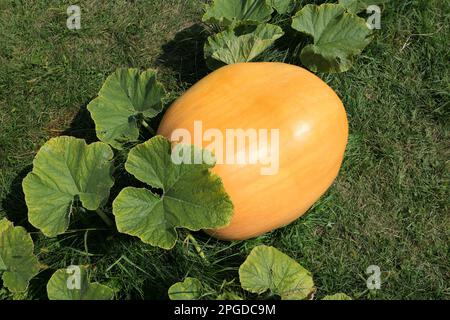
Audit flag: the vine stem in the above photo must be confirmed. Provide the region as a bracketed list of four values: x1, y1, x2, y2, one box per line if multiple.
[95, 208, 114, 228]
[185, 233, 209, 265]
[141, 119, 156, 135]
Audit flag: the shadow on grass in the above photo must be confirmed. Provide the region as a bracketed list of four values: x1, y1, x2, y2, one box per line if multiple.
[61, 100, 97, 144]
[1, 99, 98, 228]
[156, 23, 210, 86]
[1, 166, 32, 229]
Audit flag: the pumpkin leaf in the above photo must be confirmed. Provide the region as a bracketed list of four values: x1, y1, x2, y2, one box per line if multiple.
[204, 23, 284, 70]
[0, 218, 40, 293]
[291, 3, 372, 73]
[339, 0, 389, 14]
[239, 245, 315, 300]
[23, 136, 114, 237]
[322, 292, 353, 300]
[112, 135, 233, 249]
[168, 277, 204, 300]
[202, 0, 273, 26]
[267, 0, 296, 14]
[87, 68, 165, 149]
[47, 266, 114, 300]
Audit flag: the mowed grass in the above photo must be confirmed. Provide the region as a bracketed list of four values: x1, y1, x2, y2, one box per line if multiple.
[0, 0, 448, 300]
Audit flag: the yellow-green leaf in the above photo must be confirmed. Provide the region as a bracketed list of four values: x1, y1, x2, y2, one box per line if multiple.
[204, 23, 284, 70]
[239, 245, 315, 300]
[23, 136, 114, 237]
[87, 68, 165, 149]
[168, 277, 203, 300]
[0, 218, 40, 293]
[292, 3, 372, 73]
[112, 136, 233, 249]
[47, 266, 114, 300]
[322, 292, 353, 300]
[203, 0, 273, 26]
[267, 0, 296, 14]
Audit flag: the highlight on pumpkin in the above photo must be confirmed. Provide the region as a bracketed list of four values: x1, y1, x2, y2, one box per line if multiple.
[169, 120, 281, 176]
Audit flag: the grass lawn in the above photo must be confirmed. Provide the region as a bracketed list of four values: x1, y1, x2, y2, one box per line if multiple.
[0, 0, 448, 299]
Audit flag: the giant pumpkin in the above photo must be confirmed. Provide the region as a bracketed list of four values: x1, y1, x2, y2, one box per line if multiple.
[157, 62, 348, 240]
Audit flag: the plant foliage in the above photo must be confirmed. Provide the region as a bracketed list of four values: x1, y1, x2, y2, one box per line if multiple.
[204, 23, 284, 69]
[47, 266, 114, 300]
[291, 3, 372, 73]
[112, 136, 234, 249]
[22, 136, 114, 237]
[0, 219, 40, 293]
[168, 277, 204, 300]
[87, 68, 165, 149]
[239, 245, 315, 299]
[202, 0, 386, 73]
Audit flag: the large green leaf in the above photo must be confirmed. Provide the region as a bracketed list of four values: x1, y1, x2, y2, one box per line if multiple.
[239, 245, 315, 300]
[203, 0, 273, 26]
[0, 218, 40, 293]
[168, 277, 203, 300]
[267, 0, 296, 14]
[23, 136, 114, 237]
[87, 68, 165, 149]
[47, 266, 114, 300]
[112, 136, 233, 249]
[291, 3, 372, 73]
[322, 292, 353, 300]
[204, 23, 284, 70]
[339, 0, 389, 14]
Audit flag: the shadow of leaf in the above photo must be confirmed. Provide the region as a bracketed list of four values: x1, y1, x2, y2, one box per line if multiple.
[1, 99, 97, 229]
[1, 165, 33, 229]
[156, 23, 210, 86]
[61, 100, 97, 144]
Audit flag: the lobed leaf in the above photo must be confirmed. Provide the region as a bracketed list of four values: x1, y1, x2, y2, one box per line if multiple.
[87, 68, 165, 149]
[47, 265, 114, 300]
[0, 218, 40, 293]
[203, 0, 273, 26]
[168, 277, 204, 300]
[112, 136, 233, 249]
[267, 0, 296, 14]
[204, 23, 284, 70]
[23, 136, 114, 237]
[291, 3, 372, 73]
[239, 245, 315, 300]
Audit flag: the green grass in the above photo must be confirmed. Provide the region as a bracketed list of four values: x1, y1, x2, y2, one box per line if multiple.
[0, 0, 449, 300]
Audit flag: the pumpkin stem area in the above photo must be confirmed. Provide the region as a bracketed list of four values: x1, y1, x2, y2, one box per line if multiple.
[95, 208, 114, 228]
[141, 119, 155, 135]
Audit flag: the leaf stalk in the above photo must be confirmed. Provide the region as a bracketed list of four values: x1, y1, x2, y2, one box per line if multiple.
[95, 208, 114, 228]
[141, 119, 156, 135]
[186, 233, 210, 265]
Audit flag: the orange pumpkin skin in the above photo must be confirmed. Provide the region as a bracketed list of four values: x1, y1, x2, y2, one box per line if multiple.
[157, 62, 348, 240]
